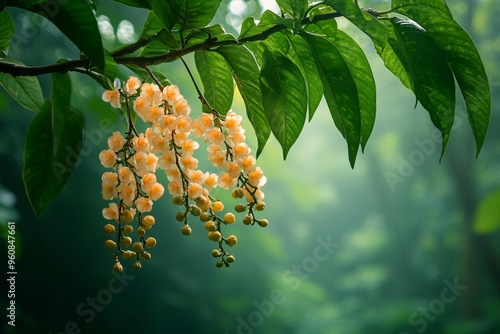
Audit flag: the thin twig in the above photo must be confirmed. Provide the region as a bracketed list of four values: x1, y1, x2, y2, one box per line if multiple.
[142, 66, 164, 89]
[179, 57, 217, 113]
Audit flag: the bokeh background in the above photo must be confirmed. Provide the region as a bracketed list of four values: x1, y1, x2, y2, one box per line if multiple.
[1, 0, 499, 333]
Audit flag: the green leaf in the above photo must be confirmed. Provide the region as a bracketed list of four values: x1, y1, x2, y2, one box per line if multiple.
[259, 9, 293, 30]
[217, 45, 270, 157]
[0, 10, 14, 57]
[112, 0, 151, 9]
[385, 18, 455, 158]
[324, 0, 411, 89]
[277, 0, 307, 29]
[151, 0, 177, 31]
[195, 50, 234, 115]
[261, 30, 290, 52]
[153, 0, 222, 32]
[395, 5, 491, 156]
[392, 0, 452, 17]
[323, 0, 386, 40]
[240, 10, 293, 38]
[50, 73, 71, 151]
[138, 11, 164, 39]
[23, 100, 84, 218]
[84, 50, 117, 82]
[260, 45, 307, 159]
[179, 0, 222, 31]
[303, 32, 361, 168]
[473, 190, 500, 234]
[304, 5, 338, 38]
[139, 36, 171, 57]
[13, 0, 105, 70]
[287, 34, 323, 120]
[333, 30, 376, 152]
[0, 59, 43, 112]
[184, 24, 235, 48]
[103, 50, 118, 80]
[239, 17, 257, 38]
[138, 30, 181, 57]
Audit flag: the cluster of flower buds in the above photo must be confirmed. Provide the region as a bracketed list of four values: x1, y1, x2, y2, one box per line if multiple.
[100, 75, 268, 271]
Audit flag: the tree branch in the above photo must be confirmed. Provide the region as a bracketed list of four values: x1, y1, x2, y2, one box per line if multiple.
[0, 8, 385, 77]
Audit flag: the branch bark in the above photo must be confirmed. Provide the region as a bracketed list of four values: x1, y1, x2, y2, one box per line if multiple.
[0, 9, 381, 77]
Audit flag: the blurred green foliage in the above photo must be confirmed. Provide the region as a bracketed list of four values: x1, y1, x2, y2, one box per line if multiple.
[1, 0, 499, 333]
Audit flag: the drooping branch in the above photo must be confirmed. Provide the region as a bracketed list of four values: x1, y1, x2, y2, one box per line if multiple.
[0, 9, 386, 77]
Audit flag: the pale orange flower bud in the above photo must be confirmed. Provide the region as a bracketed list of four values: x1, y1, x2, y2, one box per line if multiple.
[135, 197, 153, 213]
[102, 203, 119, 220]
[124, 76, 141, 95]
[107, 131, 126, 151]
[102, 88, 121, 108]
[147, 182, 164, 201]
[99, 149, 117, 168]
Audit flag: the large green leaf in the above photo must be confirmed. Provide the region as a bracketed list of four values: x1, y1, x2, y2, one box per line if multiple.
[150, 0, 177, 31]
[179, 0, 222, 31]
[241, 10, 292, 67]
[240, 10, 292, 39]
[261, 30, 290, 53]
[195, 50, 234, 115]
[333, 30, 376, 152]
[395, 5, 491, 156]
[385, 17, 455, 157]
[303, 32, 361, 168]
[138, 11, 164, 39]
[153, 0, 222, 32]
[12, 0, 105, 70]
[239, 17, 259, 38]
[103, 50, 118, 80]
[0, 59, 43, 112]
[0, 10, 14, 57]
[23, 87, 84, 218]
[260, 45, 307, 159]
[50, 73, 71, 151]
[473, 190, 500, 234]
[217, 45, 270, 157]
[323, 0, 386, 41]
[287, 34, 323, 120]
[324, 0, 411, 89]
[392, 0, 452, 17]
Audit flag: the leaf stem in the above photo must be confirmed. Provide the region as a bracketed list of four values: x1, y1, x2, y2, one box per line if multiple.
[180, 57, 219, 116]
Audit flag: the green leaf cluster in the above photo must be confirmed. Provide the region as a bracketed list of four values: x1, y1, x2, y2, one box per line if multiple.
[0, 0, 492, 217]
[23, 73, 84, 218]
